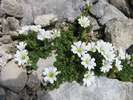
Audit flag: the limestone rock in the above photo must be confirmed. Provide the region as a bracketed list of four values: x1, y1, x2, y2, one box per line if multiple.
[0, 51, 12, 70]
[18, 88, 33, 100]
[37, 77, 133, 100]
[7, 17, 19, 31]
[108, 0, 130, 16]
[0, 7, 5, 17]
[90, 0, 127, 25]
[19, 0, 85, 25]
[0, 35, 12, 44]
[1, 18, 10, 33]
[0, 25, 2, 32]
[1, 17, 19, 34]
[87, 16, 100, 30]
[1, 0, 23, 18]
[0, 61, 27, 92]
[0, 87, 5, 100]
[0, 44, 13, 70]
[8, 31, 19, 37]
[26, 71, 40, 91]
[105, 18, 133, 50]
[5, 90, 20, 100]
[34, 14, 58, 27]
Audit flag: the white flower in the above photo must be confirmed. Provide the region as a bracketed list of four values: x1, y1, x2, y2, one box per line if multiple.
[118, 48, 126, 60]
[14, 50, 29, 66]
[78, 16, 90, 28]
[29, 25, 41, 32]
[115, 58, 123, 71]
[101, 60, 112, 73]
[86, 0, 90, 6]
[71, 41, 87, 57]
[81, 54, 96, 70]
[18, 26, 30, 35]
[43, 67, 60, 84]
[83, 71, 95, 87]
[125, 54, 131, 60]
[37, 29, 53, 41]
[117, 48, 131, 60]
[43, 30, 53, 39]
[52, 29, 61, 39]
[86, 42, 96, 52]
[17, 42, 27, 51]
[19, 25, 42, 35]
[96, 40, 115, 62]
[37, 29, 46, 41]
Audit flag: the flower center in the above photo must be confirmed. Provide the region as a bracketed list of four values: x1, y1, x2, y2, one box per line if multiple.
[77, 48, 83, 53]
[48, 72, 54, 78]
[21, 54, 27, 60]
[84, 59, 89, 64]
[85, 74, 91, 79]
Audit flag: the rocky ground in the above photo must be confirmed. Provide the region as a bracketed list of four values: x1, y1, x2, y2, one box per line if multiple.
[0, 0, 133, 100]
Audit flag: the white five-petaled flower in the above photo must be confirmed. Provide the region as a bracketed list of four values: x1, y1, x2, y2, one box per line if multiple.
[71, 41, 87, 57]
[115, 58, 123, 71]
[78, 16, 90, 28]
[83, 71, 95, 87]
[81, 54, 96, 70]
[86, 0, 92, 7]
[29, 25, 41, 32]
[118, 48, 126, 60]
[14, 50, 29, 66]
[101, 60, 112, 73]
[118, 48, 131, 60]
[17, 42, 27, 51]
[43, 67, 60, 84]
[18, 25, 41, 35]
[18, 26, 30, 35]
[86, 42, 96, 52]
[52, 29, 61, 39]
[96, 40, 115, 63]
[37, 29, 53, 41]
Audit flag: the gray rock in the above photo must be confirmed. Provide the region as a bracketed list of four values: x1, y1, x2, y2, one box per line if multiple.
[0, 61, 27, 92]
[0, 25, 2, 32]
[1, 18, 10, 33]
[37, 77, 133, 100]
[0, 87, 5, 100]
[18, 0, 85, 25]
[34, 14, 58, 27]
[8, 31, 19, 37]
[105, 18, 133, 50]
[5, 90, 20, 100]
[0, 44, 12, 70]
[26, 71, 40, 91]
[18, 88, 32, 100]
[0, 35, 12, 44]
[0, 87, 5, 96]
[90, 0, 127, 25]
[1, 17, 19, 34]
[7, 17, 19, 31]
[0, 7, 5, 17]
[1, 0, 23, 18]
[87, 16, 100, 30]
[108, 0, 130, 16]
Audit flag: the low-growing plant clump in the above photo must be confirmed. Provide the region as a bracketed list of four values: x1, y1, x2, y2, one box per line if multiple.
[14, 3, 133, 90]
